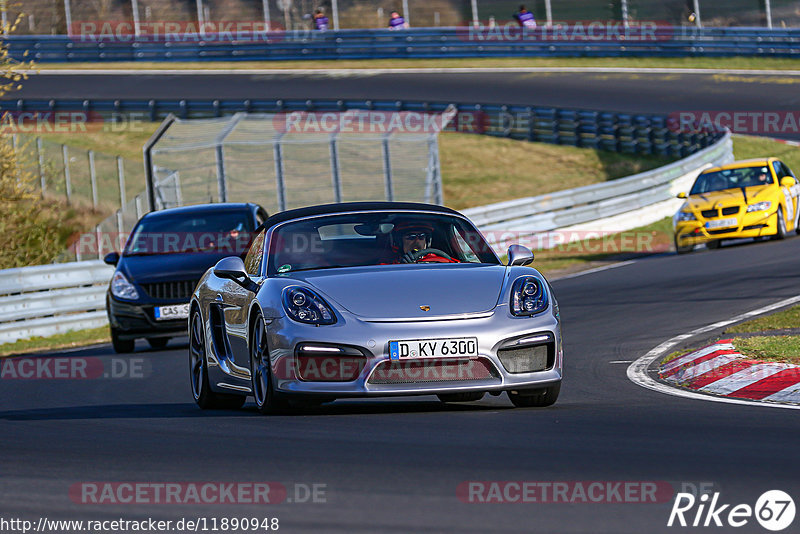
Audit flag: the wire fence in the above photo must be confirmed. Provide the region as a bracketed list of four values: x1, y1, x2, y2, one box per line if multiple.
[148, 110, 448, 214]
[8, 0, 800, 35]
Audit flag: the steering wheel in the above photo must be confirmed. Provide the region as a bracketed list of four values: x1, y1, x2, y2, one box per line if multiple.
[404, 248, 453, 263]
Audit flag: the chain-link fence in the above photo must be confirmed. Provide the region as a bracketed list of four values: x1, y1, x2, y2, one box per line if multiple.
[146, 110, 449, 216]
[10, 0, 800, 34]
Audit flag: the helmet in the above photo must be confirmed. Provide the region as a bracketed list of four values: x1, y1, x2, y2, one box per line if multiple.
[393, 220, 434, 250]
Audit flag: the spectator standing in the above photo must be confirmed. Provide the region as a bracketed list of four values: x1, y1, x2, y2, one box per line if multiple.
[513, 5, 536, 28]
[313, 8, 329, 31]
[388, 11, 409, 30]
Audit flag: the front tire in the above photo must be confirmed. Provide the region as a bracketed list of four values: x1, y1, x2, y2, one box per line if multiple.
[508, 383, 560, 408]
[773, 209, 787, 240]
[674, 237, 693, 255]
[111, 327, 135, 354]
[147, 337, 169, 350]
[189, 310, 245, 410]
[250, 312, 289, 414]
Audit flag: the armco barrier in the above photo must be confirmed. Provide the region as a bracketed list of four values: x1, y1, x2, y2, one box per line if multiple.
[0, 133, 733, 345]
[0, 261, 113, 344]
[4, 27, 800, 62]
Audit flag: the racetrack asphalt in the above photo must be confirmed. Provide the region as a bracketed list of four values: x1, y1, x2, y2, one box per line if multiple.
[14, 70, 800, 140]
[2, 69, 800, 532]
[2, 237, 800, 533]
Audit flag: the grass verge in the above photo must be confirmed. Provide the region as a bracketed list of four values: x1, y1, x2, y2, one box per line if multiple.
[31, 57, 800, 71]
[732, 134, 800, 172]
[732, 336, 800, 365]
[727, 304, 800, 333]
[0, 326, 109, 358]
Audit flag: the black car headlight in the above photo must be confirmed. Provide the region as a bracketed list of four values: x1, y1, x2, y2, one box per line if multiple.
[282, 286, 336, 325]
[110, 271, 139, 300]
[510, 276, 548, 316]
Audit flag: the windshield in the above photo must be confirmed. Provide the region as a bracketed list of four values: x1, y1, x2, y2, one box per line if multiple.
[267, 212, 499, 274]
[124, 210, 254, 256]
[690, 166, 773, 195]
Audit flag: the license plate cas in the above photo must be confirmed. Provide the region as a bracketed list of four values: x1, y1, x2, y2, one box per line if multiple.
[705, 218, 737, 229]
[154, 303, 190, 321]
[389, 337, 478, 360]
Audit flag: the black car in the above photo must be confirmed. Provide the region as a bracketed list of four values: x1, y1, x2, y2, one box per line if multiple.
[104, 203, 268, 353]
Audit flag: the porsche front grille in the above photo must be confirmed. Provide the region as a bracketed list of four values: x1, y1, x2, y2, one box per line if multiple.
[140, 280, 198, 300]
[367, 357, 499, 384]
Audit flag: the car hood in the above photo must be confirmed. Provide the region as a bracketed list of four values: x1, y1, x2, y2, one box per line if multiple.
[287, 264, 508, 320]
[120, 252, 235, 284]
[686, 186, 772, 211]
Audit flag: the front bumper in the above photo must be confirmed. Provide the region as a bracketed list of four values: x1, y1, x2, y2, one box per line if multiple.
[106, 294, 189, 340]
[260, 306, 562, 397]
[674, 209, 777, 247]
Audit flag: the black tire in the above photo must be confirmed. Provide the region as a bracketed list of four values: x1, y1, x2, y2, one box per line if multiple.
[674, 237, 693, 255]
[250, 312, 290, 415]
[189, 310, 246, 410]
[507, 382, 561, 408]
[705, 240, 721, 250]
[773, 209, 787, 240]
[111, 327, 135, 354]
[437, 392, 485, 403]
[147, 337, 169, 350]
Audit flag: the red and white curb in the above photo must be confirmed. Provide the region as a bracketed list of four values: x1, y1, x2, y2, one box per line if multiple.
[659, 340, 800, 403]
[627, 294, 800, 410]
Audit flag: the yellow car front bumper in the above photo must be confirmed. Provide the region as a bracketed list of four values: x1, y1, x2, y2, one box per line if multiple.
[674, 209, 779, 247]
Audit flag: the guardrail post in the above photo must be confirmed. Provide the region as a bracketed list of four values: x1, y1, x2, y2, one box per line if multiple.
[215, 144, 227, 202]
[117, 156, 126, 208]
[329, 134, 342, 203]
[36, 137, 45, 197]
[273, 137, 286, 211]
[61, 144, 71, 205]
[382, 136, 394, 202]
[88, 150, 98, 209]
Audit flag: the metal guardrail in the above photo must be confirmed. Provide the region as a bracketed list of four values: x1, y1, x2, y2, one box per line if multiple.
[0, 261, 112, 344]
[5, 27, 800, 62]
[464, 132, 733, 231]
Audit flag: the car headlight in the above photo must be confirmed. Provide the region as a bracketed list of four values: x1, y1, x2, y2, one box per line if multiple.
[676, 211, 697, 222]
[510, 276, 548, 316]
[746, 201, 772, 212]
[282, 286, 336, 325]
[110, 271, 139, 300]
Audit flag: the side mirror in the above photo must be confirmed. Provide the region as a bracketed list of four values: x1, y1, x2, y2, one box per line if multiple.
[213, 256, 257, 292]
[781, 177, 797, 188]
[103, 252, 120, 266]
[677, 192, 687, 199]
[507, 245, 534, 266]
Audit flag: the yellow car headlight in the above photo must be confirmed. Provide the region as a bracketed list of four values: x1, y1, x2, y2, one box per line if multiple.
[746, 201, 772, 213]
[676, 211, 697, 222]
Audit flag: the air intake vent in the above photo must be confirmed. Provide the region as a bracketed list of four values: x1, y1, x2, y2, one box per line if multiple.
[140, 280, 198, 300]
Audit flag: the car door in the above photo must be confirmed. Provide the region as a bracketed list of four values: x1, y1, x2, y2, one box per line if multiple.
[774, 161, 799, 228]
[221, 228, 266, 371]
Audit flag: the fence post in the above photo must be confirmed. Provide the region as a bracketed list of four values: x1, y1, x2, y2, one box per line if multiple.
[116, 209, 124, 244]
[215, 144, 227, 202]
[61, 144, 71, 205]
[273, 137, 287, 211]
[88, 150, 98, 209]
[36, 137, 46, 196]
[96, 225, 103, 260]
[117, 156, 126, 208]
[382, 136, 394, 201]
[135, 195, 143, 219]
[329, 134, 342, 203]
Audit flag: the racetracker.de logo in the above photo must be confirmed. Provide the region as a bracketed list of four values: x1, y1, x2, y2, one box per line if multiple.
[457, 481, 675, 503]
[0, 111, 107, 134]
[69, 482, 288, 505]
[70, 21, 284, 43]
[272, 110, 488, 135]
[0, 356, 149, 380]
[668, 111, 800, 135]
[458, 20, 671, 42]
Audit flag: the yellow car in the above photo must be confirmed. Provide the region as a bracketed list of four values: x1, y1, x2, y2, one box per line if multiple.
[673, 158, 800, 254]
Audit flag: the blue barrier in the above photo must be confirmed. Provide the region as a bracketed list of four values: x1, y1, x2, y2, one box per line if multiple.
[4, 26, 800, 62]
[0, 97, 723, 159]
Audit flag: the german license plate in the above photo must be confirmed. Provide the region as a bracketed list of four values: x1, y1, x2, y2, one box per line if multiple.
[154, 303, 190, 321]
[389, 337, 478, 360]
[705, 218, 737, 229]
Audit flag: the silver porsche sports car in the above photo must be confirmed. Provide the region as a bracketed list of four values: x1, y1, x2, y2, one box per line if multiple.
[189, 202, 562, 413]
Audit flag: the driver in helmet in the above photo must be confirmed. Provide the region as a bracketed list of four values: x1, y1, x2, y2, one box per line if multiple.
[392, 221, 458, 264]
